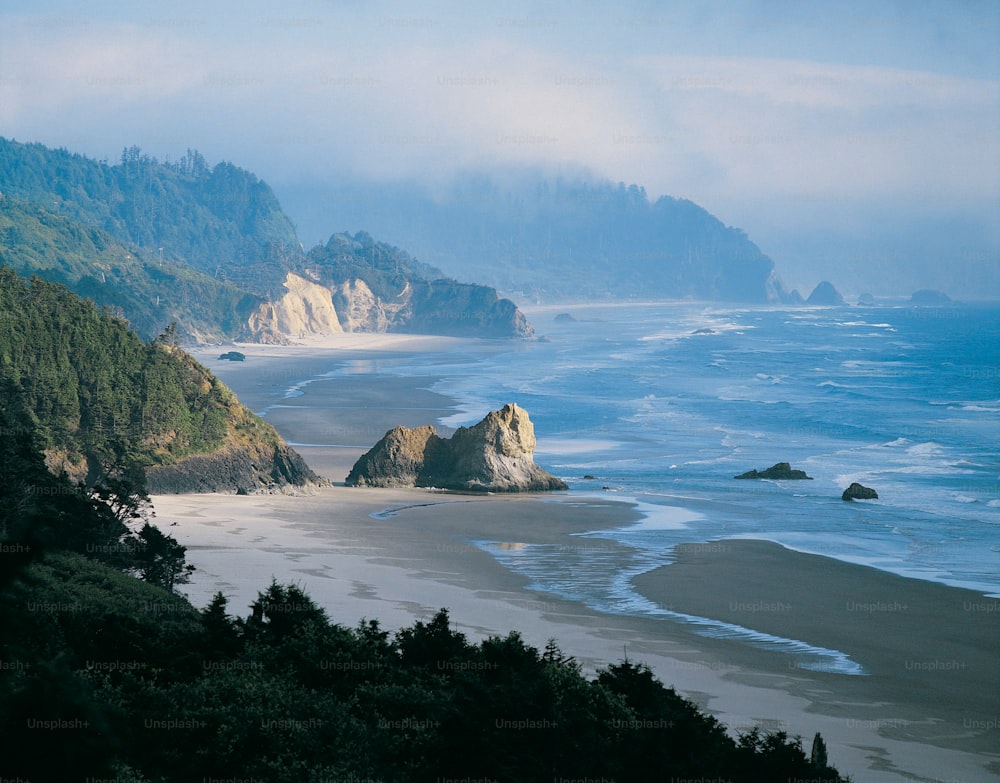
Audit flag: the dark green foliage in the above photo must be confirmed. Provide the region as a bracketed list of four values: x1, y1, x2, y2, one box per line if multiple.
[0, 405, 849, 780]
[0, 138, 299, 291]
[0, 195, 262, 341]
[0, 266, 284, 480]
[130, 522, 195, 592]
[0, 552, 853, 782]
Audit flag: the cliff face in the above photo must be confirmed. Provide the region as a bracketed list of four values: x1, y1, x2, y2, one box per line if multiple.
[334, 279, 391, 332]
[307, 233, 534, 339]
[248, 272, 343, 339]
[345, 425, 438, 488]
[245, 272, 534, 341]
[0, 140, 534, 343]
[145, 437, 319, 495]
[346, 404, 566, 492]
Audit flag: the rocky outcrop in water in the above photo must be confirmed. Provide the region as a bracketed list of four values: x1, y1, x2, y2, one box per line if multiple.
[842, 482, 878, 501]
[735, 462, 813, 480]
[806, 281, 845, 306]
[346, 403, 567, 492]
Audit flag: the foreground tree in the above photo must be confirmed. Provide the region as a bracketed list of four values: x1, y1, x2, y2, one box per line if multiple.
[131, 521, 194, 592]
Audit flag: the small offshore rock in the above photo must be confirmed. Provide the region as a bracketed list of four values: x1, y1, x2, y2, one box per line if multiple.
[735, 462, 813, 480]
[842, 482, 878, 501]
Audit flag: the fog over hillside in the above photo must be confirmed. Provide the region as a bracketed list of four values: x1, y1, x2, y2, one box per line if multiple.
[2, 0, 996, 299]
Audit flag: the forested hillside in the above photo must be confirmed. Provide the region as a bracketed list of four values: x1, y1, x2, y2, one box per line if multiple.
[0, 140, 298, 292]
[287, 175, 793, 302]
[0, 266, 317, 493]
[0, 409, 848, 781]
[0, 138, 532, 340]
[307, 232, 534, 337]
[0, 196, 263, 341]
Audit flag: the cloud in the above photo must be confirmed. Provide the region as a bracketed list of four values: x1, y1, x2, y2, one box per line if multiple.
[1, 5, 997, 295]
[2, 14, 995, 204]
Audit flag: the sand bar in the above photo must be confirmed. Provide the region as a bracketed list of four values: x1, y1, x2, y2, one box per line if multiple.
[158, 335, 1000, 782]
[156, 488, 999, 783]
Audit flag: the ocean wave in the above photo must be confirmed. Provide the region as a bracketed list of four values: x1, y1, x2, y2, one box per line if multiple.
[906, 441, 944, 457]
[951, 404, 1000, 413]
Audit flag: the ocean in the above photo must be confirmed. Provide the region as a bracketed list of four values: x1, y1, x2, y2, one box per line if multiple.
[271, 301, 1000, 673]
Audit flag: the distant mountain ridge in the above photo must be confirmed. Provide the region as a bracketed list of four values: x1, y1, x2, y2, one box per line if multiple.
[281, 175, 795, 303]
[0, 138, 530, 340]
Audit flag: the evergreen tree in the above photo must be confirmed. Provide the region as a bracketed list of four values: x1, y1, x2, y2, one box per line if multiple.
[811, 731, 829, 768]
[131, 522, 194, 592]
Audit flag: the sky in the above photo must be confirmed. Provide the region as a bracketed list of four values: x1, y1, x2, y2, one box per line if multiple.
[1, 0, 998, 297]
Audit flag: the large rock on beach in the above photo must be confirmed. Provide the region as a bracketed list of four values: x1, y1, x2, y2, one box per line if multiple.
[842, 482, 878, 501]
[735, 462, 813, 480]
[346, 403, 567, 492]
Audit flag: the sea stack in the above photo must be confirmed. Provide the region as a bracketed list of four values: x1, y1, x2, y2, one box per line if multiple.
[842, 482, 878, 501]
[347, 403, 568, 492]
[734, 462, 813, 480]
[806, 281, 845, 306]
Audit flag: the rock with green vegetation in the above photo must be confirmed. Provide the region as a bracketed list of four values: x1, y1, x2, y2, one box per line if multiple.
[308, 232, 534, 338]
[218, 351, 246, 361]
[0, 267, 318, 493]
[0, 137, 533, 341]
[292, 177, 796, 303]
[347, 403, 566, 491]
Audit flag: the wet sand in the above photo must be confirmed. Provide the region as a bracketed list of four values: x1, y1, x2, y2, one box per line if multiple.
[156, 335, 1000, 783]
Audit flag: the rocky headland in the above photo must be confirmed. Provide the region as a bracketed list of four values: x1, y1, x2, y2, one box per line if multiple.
[346, 403, 567, 492]
[145, 438, 320, 495]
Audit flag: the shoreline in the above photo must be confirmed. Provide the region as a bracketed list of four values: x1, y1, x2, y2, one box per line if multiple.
[172, 334, 1000, 782]
[155, 488, 1000, 783]
[191, 335, 499, 482]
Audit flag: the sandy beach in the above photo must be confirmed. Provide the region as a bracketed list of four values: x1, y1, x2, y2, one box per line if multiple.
[154, 335, 1000, 783]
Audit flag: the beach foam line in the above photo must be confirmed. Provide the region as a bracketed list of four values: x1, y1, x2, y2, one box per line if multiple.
[474, 537, 867, 676]
[608, 588, 868, 676]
